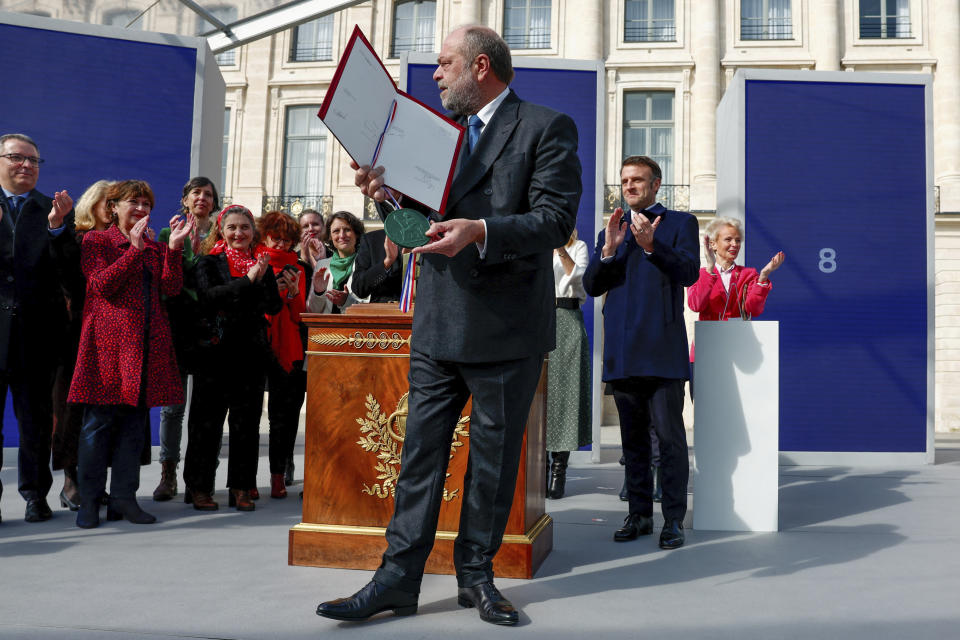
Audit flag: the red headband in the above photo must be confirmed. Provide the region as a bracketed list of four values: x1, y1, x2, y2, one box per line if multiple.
[216, 204, 249, 230]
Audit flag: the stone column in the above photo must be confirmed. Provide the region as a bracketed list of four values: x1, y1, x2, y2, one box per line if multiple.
[459, 0, 481, 26]
[810, 0, 841, 71]
[932, 0, 960, 213]
[563, 0, 602, 60]
[689, 0, 719, 211]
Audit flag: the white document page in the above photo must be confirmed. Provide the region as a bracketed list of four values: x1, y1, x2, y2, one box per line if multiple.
[375, 95, 462, 212]
[320, 38, 398, 168]
[319, 26, 463, 213]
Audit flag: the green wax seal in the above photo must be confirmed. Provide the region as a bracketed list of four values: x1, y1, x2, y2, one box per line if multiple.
[384, 207, 430, 249]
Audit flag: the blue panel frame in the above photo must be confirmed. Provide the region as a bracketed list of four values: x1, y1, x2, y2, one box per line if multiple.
[0, 22, 201, 447]
[744, 79, 927, 452]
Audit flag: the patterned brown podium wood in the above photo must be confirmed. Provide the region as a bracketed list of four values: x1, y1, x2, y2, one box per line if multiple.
[288, 305, 552, 578]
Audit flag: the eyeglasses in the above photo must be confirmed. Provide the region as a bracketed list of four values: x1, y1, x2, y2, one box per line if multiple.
[1, 153, 44, 166]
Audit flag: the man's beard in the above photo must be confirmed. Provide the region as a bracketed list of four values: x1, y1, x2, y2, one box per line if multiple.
[440, 71, 483, 116]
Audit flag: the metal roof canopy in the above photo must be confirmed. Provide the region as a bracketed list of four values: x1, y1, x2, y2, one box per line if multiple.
[178, 0, 367, 54]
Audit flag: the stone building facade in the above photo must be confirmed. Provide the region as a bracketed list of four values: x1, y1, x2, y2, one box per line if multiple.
[4, 0, 959, 430]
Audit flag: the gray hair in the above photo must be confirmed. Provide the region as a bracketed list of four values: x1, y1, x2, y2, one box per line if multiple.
[705, 216, 743, 242]
[461, 26, 514, 85]
[0, 133, 39, 152]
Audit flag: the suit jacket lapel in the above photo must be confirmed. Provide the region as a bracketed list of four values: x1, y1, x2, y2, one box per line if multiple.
[445, 92, 521, 215]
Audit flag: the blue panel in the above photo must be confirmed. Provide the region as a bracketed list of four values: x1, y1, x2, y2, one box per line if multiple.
[744, 79, 927, 452]
[0, 23, 200, 447]
[406, 63, 599, 369]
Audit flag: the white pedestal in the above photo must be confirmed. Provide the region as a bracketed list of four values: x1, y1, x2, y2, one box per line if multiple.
[693, 320, 779, 532]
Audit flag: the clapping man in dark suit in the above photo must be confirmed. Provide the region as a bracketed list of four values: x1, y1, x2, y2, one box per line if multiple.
[583, 156, 699, 550]
[351, 229, 403, 303]
[0, 133, 76, 524]
[316, 25, 581, 626]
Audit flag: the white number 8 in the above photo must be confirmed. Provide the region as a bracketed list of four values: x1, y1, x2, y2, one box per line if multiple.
[819, 248, 837, 273]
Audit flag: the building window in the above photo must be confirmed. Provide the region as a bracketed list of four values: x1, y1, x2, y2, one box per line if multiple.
[222, 107, 231, 193]
[197, 6, 238, 66]
[290, 14, 334, 62]
[503, 0, 551, 49]
[104, 9, 144, 29]
[741, 0, 792, 40]
[859, 0, 910, 39]
[623, 91, 674, 184]
[624, 0, 675, 42]
[282, 106, 327, 197]
[391, 0, 436, 57]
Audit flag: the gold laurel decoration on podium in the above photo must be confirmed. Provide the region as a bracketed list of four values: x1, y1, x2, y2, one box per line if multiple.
[357, 393, 470, 501]
[310, 331, 410, 350]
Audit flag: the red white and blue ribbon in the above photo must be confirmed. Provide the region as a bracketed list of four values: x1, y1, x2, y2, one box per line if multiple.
[399, 252, 415, 313]
[371, 99, 398, 168]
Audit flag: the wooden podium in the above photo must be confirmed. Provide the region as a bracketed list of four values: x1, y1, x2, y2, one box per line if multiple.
[288, 305, 552, 578]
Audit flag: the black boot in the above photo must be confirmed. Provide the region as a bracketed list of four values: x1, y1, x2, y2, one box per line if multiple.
[652, 464, 662, 503]
[547, 451, 569, 500]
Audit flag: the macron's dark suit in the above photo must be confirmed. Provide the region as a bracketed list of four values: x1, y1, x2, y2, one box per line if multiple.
[373, 90, 581, 593]
[351, 229, 403, 302]
[583, 203, 699, 521]
[0, 190, 76, 502]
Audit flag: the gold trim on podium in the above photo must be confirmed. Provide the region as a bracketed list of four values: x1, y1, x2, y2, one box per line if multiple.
[291, 513, 553, 545]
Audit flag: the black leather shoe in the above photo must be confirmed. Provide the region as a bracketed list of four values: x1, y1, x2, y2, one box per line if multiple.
[613, 513, 653, 541]
[457, 582, 519, 626]
[25, 498, 53, 522]
[659, 519, 685, 549]
[316, 581, 418, 622]
[106, 498, 157, 524]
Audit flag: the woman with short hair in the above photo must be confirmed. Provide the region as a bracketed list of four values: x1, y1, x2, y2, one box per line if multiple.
[68, 180, 193, 528]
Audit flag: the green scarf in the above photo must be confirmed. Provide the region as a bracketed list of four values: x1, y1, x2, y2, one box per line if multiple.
[328, 253, 356, 290]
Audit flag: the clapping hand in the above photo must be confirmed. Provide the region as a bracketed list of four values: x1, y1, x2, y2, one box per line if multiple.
[48, 190, 73, 230]
[759, 251, 785, 282]
[602, 208, 628, 258]
[630, 211, 660, 253]
[246, 253, 271, 282]
[129, 215, 150, 251]
[325, 286, 348, 307]
[384, 235, 399, 269]
[167, 214, 195, 250]
[703, 234, 716, 271]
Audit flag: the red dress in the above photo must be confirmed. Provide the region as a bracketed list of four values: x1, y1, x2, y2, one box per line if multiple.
[686, 264, 771, 361]
[67, 225, 184, 407]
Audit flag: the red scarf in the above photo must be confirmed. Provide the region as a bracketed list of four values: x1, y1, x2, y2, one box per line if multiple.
[255, 245, 306, 372]
[209, 241, 257, 277]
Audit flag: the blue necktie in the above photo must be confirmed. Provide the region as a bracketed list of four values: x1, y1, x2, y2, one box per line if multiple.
[7, 195, 22, 221]
[467, 115, 483, 156]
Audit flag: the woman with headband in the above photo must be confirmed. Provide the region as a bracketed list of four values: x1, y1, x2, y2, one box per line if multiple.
[182, 205, 282, 512]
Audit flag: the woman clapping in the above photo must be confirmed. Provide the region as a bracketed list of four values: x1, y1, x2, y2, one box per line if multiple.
[68, 180, 193, 529]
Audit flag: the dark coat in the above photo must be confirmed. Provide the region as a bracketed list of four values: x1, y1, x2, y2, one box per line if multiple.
[190, 253, 284, 371]
[0, 189, 76, 373]
[390, 91, 582, 363]
[67, 226, 184, 407]
[351, 229, 403, 303]
[583, 203, 700, 381]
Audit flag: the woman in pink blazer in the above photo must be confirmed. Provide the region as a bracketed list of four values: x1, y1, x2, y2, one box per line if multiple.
[687, 217, 784, 396]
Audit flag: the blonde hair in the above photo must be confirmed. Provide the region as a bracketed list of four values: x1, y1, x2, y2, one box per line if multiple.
[705, 216, 743, 243]
[74, 180, 115, 234]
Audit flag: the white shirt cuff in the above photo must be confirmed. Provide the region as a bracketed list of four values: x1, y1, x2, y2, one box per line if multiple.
[475, 219, 488, 258]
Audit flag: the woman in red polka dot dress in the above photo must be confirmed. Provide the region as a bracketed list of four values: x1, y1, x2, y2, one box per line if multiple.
[67, 180, 194, 529]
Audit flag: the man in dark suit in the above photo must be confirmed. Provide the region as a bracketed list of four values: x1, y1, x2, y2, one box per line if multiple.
[351, 229, 403, 302]
[0, 133, 75, 524]
[583, 156, 699, 550]
[316, 25, 581, 626]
